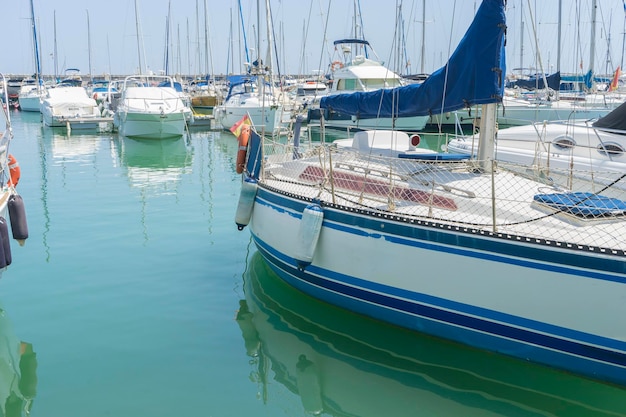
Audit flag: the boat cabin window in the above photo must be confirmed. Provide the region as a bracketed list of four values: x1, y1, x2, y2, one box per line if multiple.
[336, 79, 359, 91]
[552, 136, 576, 150]
[361, 78, 402, 89]
[597, 143, 625, 156]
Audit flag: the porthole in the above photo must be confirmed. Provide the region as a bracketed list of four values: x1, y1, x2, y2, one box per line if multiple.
[597, 143, 625, 156]
[552, 136, 576, 150]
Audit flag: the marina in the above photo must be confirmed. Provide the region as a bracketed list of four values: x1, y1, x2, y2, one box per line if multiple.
[0, 109, 624, 416]
[3, 0, 626, 415]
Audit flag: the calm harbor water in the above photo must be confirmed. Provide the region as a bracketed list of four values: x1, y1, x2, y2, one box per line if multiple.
[0, 110, 624, 417]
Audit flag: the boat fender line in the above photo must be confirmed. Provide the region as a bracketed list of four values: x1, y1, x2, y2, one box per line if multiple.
[235, 176, 258, 231]
[8, 193, 28, 245]
[236, 125, 251, 174]
[331, 61, 344, 71]
[0, 217, 11, 268]
[294, 203, 324, 270]
[7, 154, 20, 187]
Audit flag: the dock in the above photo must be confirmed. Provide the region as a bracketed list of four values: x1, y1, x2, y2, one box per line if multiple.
[63, 117, 115, 134]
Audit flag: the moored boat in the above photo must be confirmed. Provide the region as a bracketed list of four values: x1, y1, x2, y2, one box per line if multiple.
[234, 0, 626, 387]
[114, 75, 191, 139]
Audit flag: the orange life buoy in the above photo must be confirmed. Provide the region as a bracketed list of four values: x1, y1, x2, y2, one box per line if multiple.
[331, 61, 344, 71]
[7, 154, 20, 187]
[236, 125, 251, 174]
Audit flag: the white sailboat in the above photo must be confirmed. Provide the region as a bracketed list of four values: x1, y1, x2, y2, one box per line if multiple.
[18, 0, 45, 112]
[213, 0, 290, 136]
[234, 0, 626, 387]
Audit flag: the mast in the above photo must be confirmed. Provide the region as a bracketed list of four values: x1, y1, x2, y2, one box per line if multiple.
[421, 0, 426, 74]
[590, 0, 597, 76]
[238, 0, 250, 72]
[186, 19, 191, 76]
[29, 0, 42, 88]
[195, 0, 201, 77]
[134, 0, 144, 74]
[519, 2, 524, 75]
[203, 0, 215, 82]
[86, 10, 93, 81]
[54, 11, 59, 82]
[164, 0, 172, 75]
[557, 0, 561, 73]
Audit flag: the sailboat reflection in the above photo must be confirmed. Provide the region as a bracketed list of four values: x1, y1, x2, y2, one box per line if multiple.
[0, 304, 37, 417]
[113, 136, 193, 194]
[237, 252, 626, 417]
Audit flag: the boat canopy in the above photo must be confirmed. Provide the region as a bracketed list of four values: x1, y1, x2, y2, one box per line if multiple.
[592, 101, 626, 132]
[560, 70, 594, 90]
[333, 39, 371, 47]
[320, 0, 506, 118]
[506, 72, 560, 91]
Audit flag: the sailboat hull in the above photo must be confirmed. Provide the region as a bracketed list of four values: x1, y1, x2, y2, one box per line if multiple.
[248, 186, 626, 386]
[215, 103, 287, 136]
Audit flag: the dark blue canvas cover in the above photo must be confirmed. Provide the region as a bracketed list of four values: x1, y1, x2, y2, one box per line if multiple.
[534, 192, 626, 217]
[319, 0, 506, 118]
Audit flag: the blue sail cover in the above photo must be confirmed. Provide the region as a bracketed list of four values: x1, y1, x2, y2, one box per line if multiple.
[320, 0, 506, 118]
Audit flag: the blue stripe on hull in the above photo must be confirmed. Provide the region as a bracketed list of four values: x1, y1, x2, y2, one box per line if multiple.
[251, 187, 626, 386]
[253, 236, 626, 386]
[257, 187, 626, 281]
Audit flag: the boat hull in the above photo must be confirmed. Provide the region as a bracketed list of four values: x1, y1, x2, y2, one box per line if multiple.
[248, 185, 626, 386]
[115, 111, 186, 139]
[214, 104, 288, 136]
[17, 95, 41, 112]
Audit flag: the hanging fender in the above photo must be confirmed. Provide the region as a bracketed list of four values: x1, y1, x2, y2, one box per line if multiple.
[236, 125, 251, 174]
[8, 154, 20, 187]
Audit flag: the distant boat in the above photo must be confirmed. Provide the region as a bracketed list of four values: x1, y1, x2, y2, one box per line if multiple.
[188, 78, 223, 116]
[307, 39, 429, 133]
[447, 100, 626, 189]
[40, 86, 103, 129]
[213, 76, 290, 136]
[18, 0, 46, 112]
[17, 81, 43, 113]
[235, 0, 626, 387]
[293, 78, 328, 111]
[114, 75, 191, 140]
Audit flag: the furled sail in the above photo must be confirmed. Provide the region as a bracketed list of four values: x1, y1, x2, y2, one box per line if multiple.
[320, 0, 506, 118]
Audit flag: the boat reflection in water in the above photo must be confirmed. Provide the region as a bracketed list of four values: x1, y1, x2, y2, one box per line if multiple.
[0, 302, 37, 417]
[237, 252, 626, 417]
[50, 133, 101, 163]
[113, 135, 193, 194]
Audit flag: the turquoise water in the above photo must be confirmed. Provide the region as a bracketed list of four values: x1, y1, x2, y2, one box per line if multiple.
[0, 110, 624, 417]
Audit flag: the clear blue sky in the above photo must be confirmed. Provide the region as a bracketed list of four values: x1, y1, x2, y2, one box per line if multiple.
[4, 0, 625, 78]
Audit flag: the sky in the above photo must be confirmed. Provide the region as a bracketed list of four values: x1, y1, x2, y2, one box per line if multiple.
[3, 0, 626, 78]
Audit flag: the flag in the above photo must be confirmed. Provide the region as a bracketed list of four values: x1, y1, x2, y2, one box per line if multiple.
[610, 66, 621, 92]
[230, 114, 252, 137]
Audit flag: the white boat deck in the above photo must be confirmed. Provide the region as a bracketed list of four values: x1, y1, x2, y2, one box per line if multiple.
[262, 145, 626, 254]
